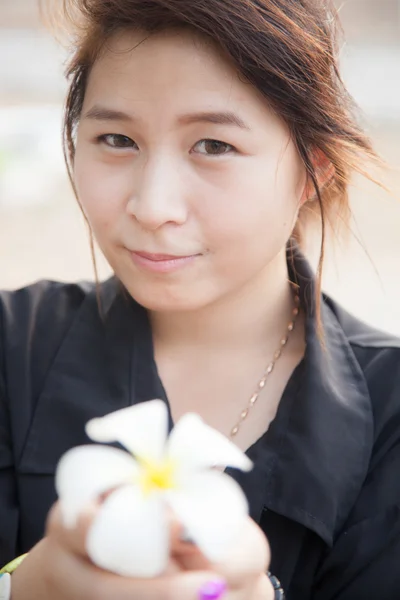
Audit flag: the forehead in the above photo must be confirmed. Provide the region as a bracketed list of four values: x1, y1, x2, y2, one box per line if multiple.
[92, 29, 234, 85]
[85, 29, 266, 114]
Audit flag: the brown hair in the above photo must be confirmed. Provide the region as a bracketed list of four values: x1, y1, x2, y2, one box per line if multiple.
[49, 0, 382, 326]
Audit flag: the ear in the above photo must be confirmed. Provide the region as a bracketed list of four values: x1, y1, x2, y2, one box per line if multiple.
[300, 149, 335, 206]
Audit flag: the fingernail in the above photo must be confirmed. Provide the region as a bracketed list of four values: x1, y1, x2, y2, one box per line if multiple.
[198, 578, 227, 600]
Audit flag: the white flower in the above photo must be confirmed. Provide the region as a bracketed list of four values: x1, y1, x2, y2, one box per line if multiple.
[55, 400, 253, 578]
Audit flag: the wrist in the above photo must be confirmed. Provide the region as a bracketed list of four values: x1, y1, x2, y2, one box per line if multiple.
[0, 556, 28, 577]
[0, 555, 28, 600]
[267, 571, 285, 599]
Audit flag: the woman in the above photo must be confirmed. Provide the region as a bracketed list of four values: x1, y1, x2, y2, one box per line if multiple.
[1, 0, 400, 598]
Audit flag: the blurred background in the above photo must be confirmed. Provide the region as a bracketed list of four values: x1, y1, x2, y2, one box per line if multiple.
[0, 0, 399, 333]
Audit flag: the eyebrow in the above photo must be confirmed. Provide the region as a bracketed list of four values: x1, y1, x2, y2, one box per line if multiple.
[83, 105, 251, 130]
[178, 111, 251, 130]
[83, 106, 135, 122]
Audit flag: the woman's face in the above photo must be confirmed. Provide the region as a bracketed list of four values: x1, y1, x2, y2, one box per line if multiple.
[74, 30, 307, 311]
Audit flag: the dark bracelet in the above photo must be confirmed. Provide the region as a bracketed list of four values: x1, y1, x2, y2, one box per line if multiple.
[267, 571, 285, 599]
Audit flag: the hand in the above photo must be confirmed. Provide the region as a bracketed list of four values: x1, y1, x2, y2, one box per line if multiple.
[11, 501, 274, 600]
[171, 511, 273, 600]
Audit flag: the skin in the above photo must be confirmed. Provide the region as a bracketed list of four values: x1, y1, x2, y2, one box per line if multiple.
[13, 28, 318, 599]
[74, 30, 307, 319]
[12, 505, 273, 599]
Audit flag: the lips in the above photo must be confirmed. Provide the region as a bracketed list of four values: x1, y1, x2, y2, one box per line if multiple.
[130, 250, 201, 273]
[134, 251, 195, 261]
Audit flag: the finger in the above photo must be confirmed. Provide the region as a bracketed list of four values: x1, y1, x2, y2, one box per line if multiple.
[50, 502, 186, 556]
[160, 570, 261, 600]
[172, 517, 270, 583]
[116, 570, 230, 600]
[47, 507, 266, 599]
[211, 518, 270, 587]
[51, 555, 232, 600]
[169, 519, 211, 571]
[48, 501, 182, 575]
[171, 516, 270, 577]
[173, 542, 211, 572]
[47, 501, 97, 559]
[253, 573, 275, 600]
[46, 540, 106, 600]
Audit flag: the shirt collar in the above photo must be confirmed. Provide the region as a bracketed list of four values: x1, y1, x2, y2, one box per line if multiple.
[241, 244, 374, 545]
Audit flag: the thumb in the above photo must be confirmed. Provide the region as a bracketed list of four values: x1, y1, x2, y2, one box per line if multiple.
[171, 517, 270, 579]
[170, 521, 211, 571]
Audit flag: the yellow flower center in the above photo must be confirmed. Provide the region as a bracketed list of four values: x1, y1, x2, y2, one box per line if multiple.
[138, 457, 177, 496]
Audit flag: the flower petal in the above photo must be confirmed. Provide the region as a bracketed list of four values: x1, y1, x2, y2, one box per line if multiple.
[55, 445, 137, 528]
[167, 470, 249, 563]
[86, 486, 169, 577]
[167, 414, 253, 472]
[86, 400, 168, 462]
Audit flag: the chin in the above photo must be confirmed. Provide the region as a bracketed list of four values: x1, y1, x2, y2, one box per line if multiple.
[124, 282, 212, 313]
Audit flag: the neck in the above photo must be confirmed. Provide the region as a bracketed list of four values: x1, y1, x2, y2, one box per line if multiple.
[150, 249, 296, 354]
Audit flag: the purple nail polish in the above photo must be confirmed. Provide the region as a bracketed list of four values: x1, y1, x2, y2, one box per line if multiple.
[198, 579, 227, 600]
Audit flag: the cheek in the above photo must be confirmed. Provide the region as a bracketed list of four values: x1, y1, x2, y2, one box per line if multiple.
[73, 153, 128, 233]
[198, 157, 300, 250]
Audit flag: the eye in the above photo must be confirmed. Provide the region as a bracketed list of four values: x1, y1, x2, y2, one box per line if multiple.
[97, 134, 137, 149]
[193, 139, 235, 156]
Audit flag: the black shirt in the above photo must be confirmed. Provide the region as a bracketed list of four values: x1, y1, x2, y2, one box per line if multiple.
[1, 252, 400, 599]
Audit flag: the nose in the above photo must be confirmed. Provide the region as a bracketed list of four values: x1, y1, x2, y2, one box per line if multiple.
[126, 154, 188, 231]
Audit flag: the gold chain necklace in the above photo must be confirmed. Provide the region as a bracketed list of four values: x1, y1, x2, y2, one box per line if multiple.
[230, 286, 300, 438]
